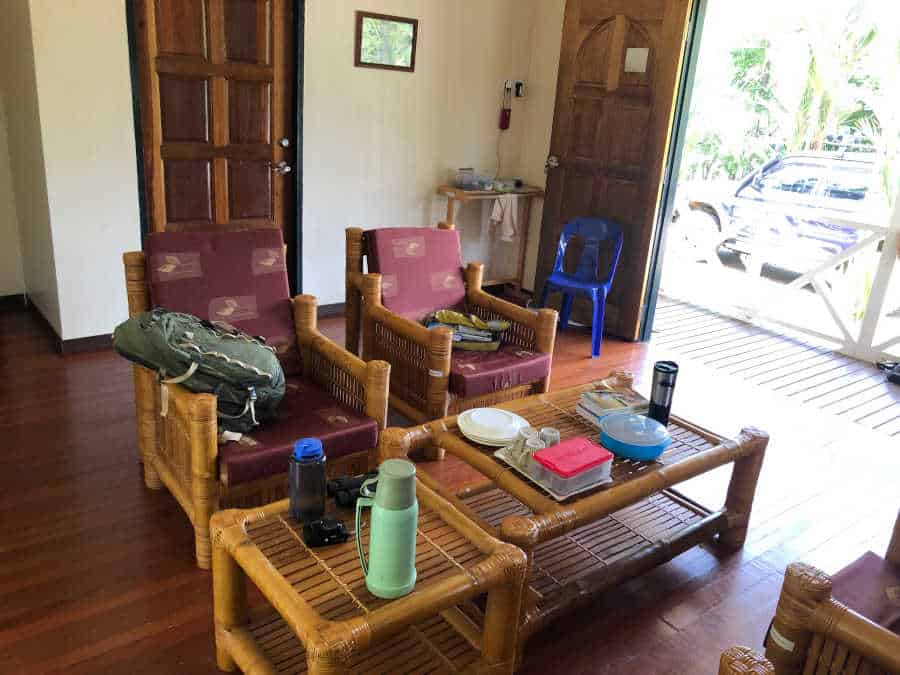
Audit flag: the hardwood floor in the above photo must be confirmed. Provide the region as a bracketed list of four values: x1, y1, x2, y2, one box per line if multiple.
[0, 306, 896, 674]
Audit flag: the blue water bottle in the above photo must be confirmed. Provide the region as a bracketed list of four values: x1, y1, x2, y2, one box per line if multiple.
[289, 438, 327, 522]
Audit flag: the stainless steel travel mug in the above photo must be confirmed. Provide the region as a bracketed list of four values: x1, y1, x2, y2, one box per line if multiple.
[648, 361, 678, 427]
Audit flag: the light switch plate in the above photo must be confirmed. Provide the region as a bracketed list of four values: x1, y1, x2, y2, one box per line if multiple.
[624, 47, 649, 73]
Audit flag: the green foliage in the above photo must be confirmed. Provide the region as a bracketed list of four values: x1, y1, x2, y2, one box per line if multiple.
[680, 1, 897, 194]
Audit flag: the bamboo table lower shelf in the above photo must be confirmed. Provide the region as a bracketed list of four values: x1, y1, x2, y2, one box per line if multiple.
[211, 480, 527, 674]
[379, 371, 770, 640]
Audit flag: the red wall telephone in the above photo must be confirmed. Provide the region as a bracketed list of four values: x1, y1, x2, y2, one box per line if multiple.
[499, 81, 513, 130]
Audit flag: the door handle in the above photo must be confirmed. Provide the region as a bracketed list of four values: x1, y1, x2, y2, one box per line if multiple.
[272, 160, 292, 175]
[545, 155, 560, 171]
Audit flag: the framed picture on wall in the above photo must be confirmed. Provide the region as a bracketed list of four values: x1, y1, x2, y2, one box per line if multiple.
[354, 11, 418, 72]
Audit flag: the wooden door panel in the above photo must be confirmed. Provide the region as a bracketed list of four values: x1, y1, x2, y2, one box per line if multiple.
[228, 80, 271, 144]
[158, 75, 210, 143]
[135, 0, 295, 279]
[228, 160, 272, 220]
[224, 0, 270, 64]
[163, 159, 214, 223]
[154, 0, 208, 59]
[536, 0, 691, 339]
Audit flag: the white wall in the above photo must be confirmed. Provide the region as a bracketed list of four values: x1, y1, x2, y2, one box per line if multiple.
[28, 0, 142, 340]
[0, 89, 25, 296]
[0, 0, 141, 340]
[303, 0, 546, 304]
[0, 0, 60, 331]
[518, 0, 566, 291]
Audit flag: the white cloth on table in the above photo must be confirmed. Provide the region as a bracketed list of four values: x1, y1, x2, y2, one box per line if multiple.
[490, 193, 519, 242]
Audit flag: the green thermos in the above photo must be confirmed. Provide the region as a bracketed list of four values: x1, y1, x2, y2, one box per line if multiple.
[355, 459, 418, 599]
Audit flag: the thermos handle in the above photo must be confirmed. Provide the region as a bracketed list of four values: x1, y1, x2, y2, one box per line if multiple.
[355, 477, 378, 576]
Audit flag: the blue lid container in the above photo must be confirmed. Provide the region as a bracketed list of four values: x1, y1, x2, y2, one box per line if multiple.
[599, 412, 671, 461]
[293, 438, 324, 461]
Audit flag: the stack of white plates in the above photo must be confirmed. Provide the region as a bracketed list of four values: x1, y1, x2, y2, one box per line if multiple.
[457, 408, 529, 447]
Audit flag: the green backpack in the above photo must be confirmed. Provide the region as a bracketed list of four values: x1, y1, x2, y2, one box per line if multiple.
[114, 309, 286, 433]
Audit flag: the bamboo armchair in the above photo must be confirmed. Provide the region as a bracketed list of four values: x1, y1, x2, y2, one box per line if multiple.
[345, 226, 558, 425]
[718, 515, 900, 675]
[123, 251, 390, 569]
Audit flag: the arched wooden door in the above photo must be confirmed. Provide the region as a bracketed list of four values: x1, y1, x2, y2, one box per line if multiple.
[132, 0, 297, 284]
[535, 0, 692, 340]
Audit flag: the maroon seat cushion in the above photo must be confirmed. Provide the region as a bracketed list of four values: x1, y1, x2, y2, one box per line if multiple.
[831, 551, 900, 633]
[449, 345, 551, 399]
[366, 227, 466, 322]
[219, 376, 378, 486]
[145, 229, 300, 374]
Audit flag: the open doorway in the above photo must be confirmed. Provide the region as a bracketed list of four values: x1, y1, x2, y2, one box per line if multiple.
[653, 0, 899, 366]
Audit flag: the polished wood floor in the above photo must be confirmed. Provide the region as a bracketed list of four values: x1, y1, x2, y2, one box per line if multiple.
[1, 306, 896, 674]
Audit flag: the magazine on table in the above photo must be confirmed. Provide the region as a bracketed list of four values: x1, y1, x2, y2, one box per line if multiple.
[578, 388, 649, 428]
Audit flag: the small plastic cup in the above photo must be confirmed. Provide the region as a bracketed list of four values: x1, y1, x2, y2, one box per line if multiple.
[540, 427, 561, 447]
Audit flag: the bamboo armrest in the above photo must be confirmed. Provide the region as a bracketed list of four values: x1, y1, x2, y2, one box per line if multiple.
[465, 263, 558, 354]
[159, 376, 219, 463]
[293, 295, 390, 429]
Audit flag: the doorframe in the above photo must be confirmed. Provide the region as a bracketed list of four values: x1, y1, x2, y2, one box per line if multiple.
[125, 0, 306, 294]
[638, 0, 709, 341]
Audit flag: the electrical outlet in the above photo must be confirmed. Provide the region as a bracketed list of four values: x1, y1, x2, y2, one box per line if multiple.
[514, 81, 525, 98]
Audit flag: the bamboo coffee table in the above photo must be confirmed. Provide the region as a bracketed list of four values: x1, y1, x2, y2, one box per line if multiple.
[211, 479, 527, 674]
[379, 371, 769, 640]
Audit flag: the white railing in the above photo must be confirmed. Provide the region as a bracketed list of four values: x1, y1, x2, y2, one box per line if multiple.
[747, 195, 900, 363]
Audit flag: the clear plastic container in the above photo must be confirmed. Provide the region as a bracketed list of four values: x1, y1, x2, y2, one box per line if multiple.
[528, 437, 613, 498]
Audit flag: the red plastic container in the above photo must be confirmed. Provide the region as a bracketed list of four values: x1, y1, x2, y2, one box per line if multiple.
[531, 437, 613, 497]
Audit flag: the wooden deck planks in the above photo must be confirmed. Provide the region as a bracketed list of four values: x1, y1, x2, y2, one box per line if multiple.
[652, 297, 900, 437]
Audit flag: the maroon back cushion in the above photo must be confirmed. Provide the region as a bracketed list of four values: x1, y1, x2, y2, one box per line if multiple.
[366, 227, 466, 322]
[145, 229, 300, 374]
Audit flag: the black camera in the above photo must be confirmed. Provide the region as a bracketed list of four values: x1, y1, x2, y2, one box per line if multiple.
[327, 472, 377, 508]
[302, 517, 349, 547]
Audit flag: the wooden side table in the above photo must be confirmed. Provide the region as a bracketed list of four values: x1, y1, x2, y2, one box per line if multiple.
[437, 185, 544, 291]
[211, 479, 527, 674]
[379, 371, 769, 640]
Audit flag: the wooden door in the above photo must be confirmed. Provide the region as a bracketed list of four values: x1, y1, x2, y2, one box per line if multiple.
[133, 0, 296, 276]
[535, 0, 693, 340]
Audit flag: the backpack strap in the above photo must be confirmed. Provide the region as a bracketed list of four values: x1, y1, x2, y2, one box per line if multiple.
[159, 362, 199, 417]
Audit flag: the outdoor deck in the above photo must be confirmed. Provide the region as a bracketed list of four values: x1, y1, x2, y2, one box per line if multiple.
[652, 296, 900, 438]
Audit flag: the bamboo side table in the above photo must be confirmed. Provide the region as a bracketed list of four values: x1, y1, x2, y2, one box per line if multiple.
[437, 185, 544, 291]
[379, 371, 769, 640]
[211, 480, 527, 674]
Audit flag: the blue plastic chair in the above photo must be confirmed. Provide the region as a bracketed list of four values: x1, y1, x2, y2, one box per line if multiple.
[539, 218, 623, 358]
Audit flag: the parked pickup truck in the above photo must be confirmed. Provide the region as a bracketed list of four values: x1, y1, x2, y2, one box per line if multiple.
[672, 153, 883, 276]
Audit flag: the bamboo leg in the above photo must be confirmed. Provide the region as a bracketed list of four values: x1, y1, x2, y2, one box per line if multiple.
[718, 646, 774, 675]
[345, 285, 362, 355]
[212, 514, 248, 672]
[423, 445, 445, 461]
[481, 545, 527, 674]
[135, 367, 164, 490]
[719, 428, 768, 550]
[307, 652, 348, 675]
[345, 228, 365, 355]
[764, 563, 832, 675]
[190, 395, 220, 570]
